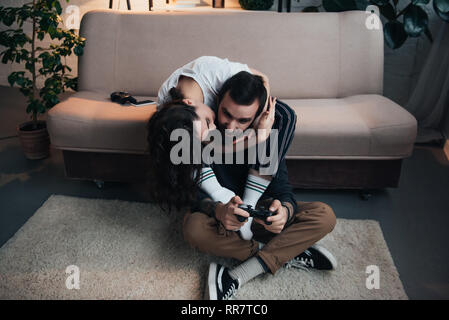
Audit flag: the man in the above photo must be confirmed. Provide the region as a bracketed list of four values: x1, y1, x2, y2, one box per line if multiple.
[183, 73, 338, 300]
[156, 56, 294, 240]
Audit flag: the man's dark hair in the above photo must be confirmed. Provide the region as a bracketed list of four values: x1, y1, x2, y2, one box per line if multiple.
[217, 71, 267, 120]
[146, 100, 202, 212]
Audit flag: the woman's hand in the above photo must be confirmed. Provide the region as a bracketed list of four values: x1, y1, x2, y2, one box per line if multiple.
[253, 96, 276, 143]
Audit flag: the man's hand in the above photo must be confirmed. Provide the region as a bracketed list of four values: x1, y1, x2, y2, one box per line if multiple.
[215, 196, 250, 231]
[254, 199, 288, 234]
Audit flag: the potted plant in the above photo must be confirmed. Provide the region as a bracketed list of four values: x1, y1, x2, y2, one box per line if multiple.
[0, 0, 85, 159]
[301, 0, 449, 49]
[239, 0, 274, 10]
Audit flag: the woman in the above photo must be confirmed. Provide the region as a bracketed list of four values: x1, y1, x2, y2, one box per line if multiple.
[146, 99, 204, 211]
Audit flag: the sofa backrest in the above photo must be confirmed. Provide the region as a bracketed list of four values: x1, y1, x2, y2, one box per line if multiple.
[77, 9, 383, 99]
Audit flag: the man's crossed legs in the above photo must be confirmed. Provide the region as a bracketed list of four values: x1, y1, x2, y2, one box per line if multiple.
[183, 200, 337, 300]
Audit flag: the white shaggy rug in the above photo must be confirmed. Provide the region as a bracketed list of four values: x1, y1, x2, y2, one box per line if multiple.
[0, 195, 407, 300]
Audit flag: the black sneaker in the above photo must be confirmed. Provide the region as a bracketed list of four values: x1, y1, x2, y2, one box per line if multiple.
[205, 262, 240, 300]
[285, 244, 337, 270]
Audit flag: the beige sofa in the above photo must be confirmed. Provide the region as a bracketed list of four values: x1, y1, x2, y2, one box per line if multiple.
[47, 9, 417, 190]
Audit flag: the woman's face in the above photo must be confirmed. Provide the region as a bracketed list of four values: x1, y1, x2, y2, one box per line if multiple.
[182, 98, 216, 141]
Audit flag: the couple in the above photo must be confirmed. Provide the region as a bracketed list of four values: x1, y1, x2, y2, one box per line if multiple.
[146, 56, 337, 300]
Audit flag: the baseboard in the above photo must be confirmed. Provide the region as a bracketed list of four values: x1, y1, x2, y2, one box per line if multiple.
[61, 150, 403, 189]
[286, 158, 402, 189]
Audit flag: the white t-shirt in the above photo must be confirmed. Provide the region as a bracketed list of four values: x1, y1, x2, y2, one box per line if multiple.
[157, 56, 251, 110]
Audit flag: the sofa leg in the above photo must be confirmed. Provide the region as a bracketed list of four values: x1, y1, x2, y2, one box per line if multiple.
[359, 189, 373, 201]
[94, 179, 105, 189]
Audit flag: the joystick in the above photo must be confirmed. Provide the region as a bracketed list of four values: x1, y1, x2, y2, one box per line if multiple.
[110, 91, 137, 105]
[237, 204, 273, 225]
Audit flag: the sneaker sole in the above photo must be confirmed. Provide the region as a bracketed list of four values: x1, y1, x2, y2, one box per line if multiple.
[311, 244, 338, 270]
[206, 262, 218, 300]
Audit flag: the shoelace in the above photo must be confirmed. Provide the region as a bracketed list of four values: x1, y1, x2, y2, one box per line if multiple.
[223, 282, 238, 300]
[285, 256, 314, 271]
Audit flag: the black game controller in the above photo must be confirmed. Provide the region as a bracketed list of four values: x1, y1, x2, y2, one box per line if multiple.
[110, 91, 137, 105]
[236, 205, 273, 225]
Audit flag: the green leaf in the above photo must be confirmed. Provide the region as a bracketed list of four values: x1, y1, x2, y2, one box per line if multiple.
[371, 0, 390, 6]
[7, 73, 15, 86]
[1, 49, 12, 64]
[403, 4, 428, 37]
[3, 12, 15, 26]
[25, 61, 33, 72]
[238, 0, 274, 10]
[54, 1, 62, 15]
[38, 104, 47, 114]
[20, 49, 29, 60]
[384, 20, 407, 49]
[48, 25, 56, 39]
[7, 71, 22, 86]
[26, 99, 41, 116]
[1, 1, 87, 115]
[354, 0, 370, 10]
[0, 31, 8, 46]
[16, 74, 26, 86]
[322, 0, 358, 12]
[38, 51, 51, 59]
[433, 0, 449, 21]
[19, 87, 32, 97]
[380, 3, 396, 20]
[434, 0, 449, 13]
[412, 0, 430, 6]
[18, 7, 31, 22]
[302, 6, 320, 12]
[73, 45, 83, 56]
[14, 31, 29, 47]
[64, 76, 78, 91]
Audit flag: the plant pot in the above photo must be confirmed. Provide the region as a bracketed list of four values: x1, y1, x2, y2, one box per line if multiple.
[17, 120, 50, 160]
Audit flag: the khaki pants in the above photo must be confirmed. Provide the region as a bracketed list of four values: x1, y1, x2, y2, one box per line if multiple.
[183, 201, 336, 274]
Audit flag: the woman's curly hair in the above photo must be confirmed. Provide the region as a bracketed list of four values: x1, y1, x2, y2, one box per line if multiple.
[146, 99, 202, 212]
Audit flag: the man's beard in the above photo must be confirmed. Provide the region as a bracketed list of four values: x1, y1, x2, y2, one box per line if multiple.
[217, 122, 254, 142]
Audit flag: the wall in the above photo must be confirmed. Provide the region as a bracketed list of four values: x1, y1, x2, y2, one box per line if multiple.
[0, 0, 444, 114]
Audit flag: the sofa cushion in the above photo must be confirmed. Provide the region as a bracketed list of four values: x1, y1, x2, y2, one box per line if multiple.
[285, 94, 417, 159]
[47, 90, 157, 154]
[48, 91, 416, 160]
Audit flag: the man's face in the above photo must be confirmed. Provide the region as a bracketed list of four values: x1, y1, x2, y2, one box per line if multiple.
[217, 91, 259, 134]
